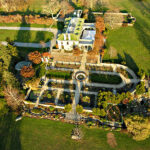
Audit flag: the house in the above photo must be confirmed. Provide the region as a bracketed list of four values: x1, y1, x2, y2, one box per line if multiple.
[57, 10, 96, 52]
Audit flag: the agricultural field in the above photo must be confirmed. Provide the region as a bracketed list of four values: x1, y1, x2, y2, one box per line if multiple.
[105, 0, 150, 73]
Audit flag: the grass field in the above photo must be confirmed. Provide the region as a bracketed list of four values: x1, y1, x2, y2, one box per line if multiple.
[105, 0, 150, 74]
[0, 30, 53, 43]
[0, 115, 150, 150]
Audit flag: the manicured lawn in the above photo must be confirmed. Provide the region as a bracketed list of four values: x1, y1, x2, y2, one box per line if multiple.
[46, 70, 73, 80]
[89, 73, 122, 84]
[0, 30, 54, 43]
[0, 115, 150, 150]
[0, 23, 50, 28]
[105, 0, 150, 74]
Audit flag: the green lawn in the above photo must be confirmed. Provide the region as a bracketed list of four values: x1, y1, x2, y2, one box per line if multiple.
[0, 23, 51, 28]
[46, 70, 73, 80]
[90, 73, 122, 84]
[0, 30, 54, 43]
[0, 115, 150, 150]
[105, 0, 150, 74]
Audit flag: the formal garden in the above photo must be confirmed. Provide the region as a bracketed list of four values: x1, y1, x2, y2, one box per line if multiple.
[58, 92, 75, 106]
[40, 90, 57, 105]
[79, 94, 96, 109]
[106, 104, 122, 123]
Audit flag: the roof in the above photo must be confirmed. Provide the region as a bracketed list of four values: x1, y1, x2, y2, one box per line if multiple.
[42, 52, 51, 57]
[57, 17, 85, 41]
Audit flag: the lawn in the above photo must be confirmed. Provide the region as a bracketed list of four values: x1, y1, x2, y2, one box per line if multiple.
[89, 73, 122, 84]
[0, 30, 54, 43]
[46, 70, 73, 80]
[105, 0, 150, 74]
[0, 115, 150, 150]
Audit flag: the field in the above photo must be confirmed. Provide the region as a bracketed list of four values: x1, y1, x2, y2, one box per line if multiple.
[0, 115, 150, 150]
[0, 30, 53, 43]
[105, 0, 150, 73]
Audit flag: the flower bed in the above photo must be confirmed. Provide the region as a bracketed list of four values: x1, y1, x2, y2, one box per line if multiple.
[89, 73, 122, 84]
[106, 104, 122, 122]
[55, 63, 80, 69]
[58, 92, 74, 106]
[86, 65, 113, 72]
[116, 68, 133, 79]
[81, 85, 113, 92]
[47, 82, 76, 90]
[40, 90, 57, 104]
[79, 94, 96, 108]
[30, 108, 44, 115]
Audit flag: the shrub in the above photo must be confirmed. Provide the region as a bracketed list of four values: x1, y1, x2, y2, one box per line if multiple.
[20, 65, 35, 78]
[76, 105, 83, 114]
[64, 104, 72, 112]
[136, 82, 145, 95]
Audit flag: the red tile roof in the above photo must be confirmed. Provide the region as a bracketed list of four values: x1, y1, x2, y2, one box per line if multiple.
[42, 52, 51, 58]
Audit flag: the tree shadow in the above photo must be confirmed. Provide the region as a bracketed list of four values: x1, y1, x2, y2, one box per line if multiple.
[35, 31, 45, 43]
[129, 1, 150, 53]
[124, 52, 139, 73]
[15, 15, 31, 43]
[0, 113, 22, 150]
[134, 16, 150, 53]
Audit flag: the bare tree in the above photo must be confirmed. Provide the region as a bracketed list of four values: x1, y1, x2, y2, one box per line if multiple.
[3, 86, 24, 111]
[42, 0, 61, 18]
[0, 0, 31, 12]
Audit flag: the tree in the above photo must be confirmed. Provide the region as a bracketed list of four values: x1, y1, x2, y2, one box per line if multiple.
[24, 78, 40, 90]
[64, 104, 72, 112]
[28, 51, 42, 64]
[0, 98, 8, 116]
[2, 71, 19, 88]
[92, 108, 101, 116]
[76, 105, 83, 114]
[138, 69, 145, 80]
[124, 115, 150, 141]
[136, 82, 145, 95]
[20, 65, 35, 78]
[36, 64, 46, 78]
[42, 0, 61, 18]
[3, 86, 24, 111]
[60, 1, 74, 17]
[100, 109, 106, 117]
[0, 0, 31, 12]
